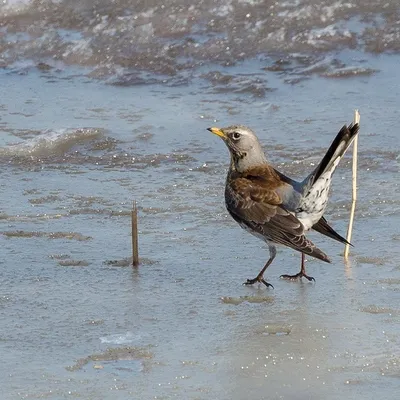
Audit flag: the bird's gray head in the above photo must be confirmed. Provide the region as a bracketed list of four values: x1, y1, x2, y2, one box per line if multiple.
[207, 125, 267, 172]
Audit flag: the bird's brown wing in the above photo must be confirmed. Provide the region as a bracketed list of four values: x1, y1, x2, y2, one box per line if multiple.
[227, 173, 330, 262]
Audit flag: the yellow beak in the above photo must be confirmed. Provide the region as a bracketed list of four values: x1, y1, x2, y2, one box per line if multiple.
[207, 127, 226, 139]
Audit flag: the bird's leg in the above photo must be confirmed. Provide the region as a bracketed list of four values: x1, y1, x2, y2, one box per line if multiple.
[244, 245, 275, 288]
[280, 253, 315, 282]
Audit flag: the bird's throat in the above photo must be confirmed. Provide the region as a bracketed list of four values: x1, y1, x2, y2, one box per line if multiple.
[230, 152, 247, 172]
[230, 151, 268, 173]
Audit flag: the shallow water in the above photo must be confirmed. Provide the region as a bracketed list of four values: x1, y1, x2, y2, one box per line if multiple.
[1, 1, 400, 399]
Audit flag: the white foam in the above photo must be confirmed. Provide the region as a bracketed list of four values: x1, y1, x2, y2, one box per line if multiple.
[0, 128, 103, 157]
[100, 332, 140, 345]
[0, 0, 32, 15]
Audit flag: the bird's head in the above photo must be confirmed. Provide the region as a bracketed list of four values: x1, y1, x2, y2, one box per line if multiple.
[207, 125, 267, 172]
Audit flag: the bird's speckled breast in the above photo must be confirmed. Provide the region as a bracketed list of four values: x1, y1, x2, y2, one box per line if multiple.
[296, 172, 333, 230]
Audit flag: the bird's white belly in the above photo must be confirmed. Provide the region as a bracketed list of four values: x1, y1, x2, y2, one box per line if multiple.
[296, 214, 317, 231]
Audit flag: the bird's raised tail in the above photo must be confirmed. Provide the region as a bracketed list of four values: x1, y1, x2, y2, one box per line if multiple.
[305, 123, 359, 187]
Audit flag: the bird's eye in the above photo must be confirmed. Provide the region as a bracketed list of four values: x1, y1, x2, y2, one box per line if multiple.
[232, 132, 241, 141]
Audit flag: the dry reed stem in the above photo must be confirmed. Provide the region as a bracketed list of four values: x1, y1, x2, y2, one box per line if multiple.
[344, 109, 360, 258]
[131, 201, 139, 266]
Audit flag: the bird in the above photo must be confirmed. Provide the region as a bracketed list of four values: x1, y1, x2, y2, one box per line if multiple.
[208, 123, 359, 288]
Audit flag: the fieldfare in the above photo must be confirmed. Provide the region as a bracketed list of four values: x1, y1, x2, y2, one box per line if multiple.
[208, 123, 359, 287]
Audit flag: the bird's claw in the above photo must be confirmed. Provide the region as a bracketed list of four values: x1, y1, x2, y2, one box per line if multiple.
[243, 277, 274, 289]
[261, 279, 274, 289]
[280, 272, 315, 282]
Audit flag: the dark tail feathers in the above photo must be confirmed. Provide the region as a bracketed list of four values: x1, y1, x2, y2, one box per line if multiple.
[312, 216, 353, 246]
[309, 123, 359, 186]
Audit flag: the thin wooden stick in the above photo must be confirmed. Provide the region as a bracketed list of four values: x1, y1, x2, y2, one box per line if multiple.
[131, 200, 139, 267]
[344, 110, 360, 259]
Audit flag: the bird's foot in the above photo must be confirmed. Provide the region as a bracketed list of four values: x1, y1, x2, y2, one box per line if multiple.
[243, 276, 274, 289]
[280, 272, 315, 282]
